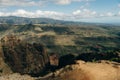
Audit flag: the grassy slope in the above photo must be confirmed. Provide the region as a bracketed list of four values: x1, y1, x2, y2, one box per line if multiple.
[0, 24, 120, 57]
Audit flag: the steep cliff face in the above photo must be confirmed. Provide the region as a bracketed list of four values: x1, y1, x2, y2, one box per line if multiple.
[0, 35, 49, 76]
[0, 41, 12, 76]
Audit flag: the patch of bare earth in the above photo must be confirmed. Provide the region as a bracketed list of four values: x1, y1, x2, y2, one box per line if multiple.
[55, 60, 120, 80]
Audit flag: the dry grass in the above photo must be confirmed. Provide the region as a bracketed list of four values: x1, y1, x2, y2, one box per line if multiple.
[37, 31, 56, 37]
[61, 69, 91, 80]
[56, 60, 120, 80]
[55, 35, 75, 46]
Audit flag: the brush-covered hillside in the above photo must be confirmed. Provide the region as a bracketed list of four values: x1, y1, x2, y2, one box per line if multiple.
[0, 17, 120, 80]
[0, 17, 120, 62]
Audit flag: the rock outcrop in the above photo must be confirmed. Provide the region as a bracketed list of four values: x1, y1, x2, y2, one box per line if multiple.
[0, 41, 12, 76]
[0, 73, 35, 80]
[0, 35, 49, 76]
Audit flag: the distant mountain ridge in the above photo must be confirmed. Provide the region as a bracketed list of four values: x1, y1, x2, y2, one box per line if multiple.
[0, 16, 78, 25]
[0, 16, 118, 26]
[0, 16, 97, 25]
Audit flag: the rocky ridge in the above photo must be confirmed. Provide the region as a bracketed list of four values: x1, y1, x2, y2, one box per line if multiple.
[0, 35, 49, 76]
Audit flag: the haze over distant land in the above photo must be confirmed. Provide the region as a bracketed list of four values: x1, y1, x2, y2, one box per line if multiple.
[0, 0, 120, 23]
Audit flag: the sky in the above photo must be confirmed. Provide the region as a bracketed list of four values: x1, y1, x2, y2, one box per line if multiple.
[0, 0, 120, 23]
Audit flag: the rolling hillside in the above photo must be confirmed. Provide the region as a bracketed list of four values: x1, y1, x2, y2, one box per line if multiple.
[0, 17, 120, 62]
[0, 16, 120, 80]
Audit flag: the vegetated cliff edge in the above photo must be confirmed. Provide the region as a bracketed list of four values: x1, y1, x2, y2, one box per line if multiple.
[0, 35, 49, 76]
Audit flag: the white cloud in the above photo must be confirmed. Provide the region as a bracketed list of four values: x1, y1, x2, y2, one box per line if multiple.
[35, 10, 65, 19]
[0, 9, 119, 21]
[56, 0, 71, 5]
[0, 9, 65, 20]
[11, 9, 34, 17]
[106, 12, 114, 17]
[73, 9, 97, 18]
[0, 12, 4, 16]
[0, 0, 95, 7]
[118, 4, 120, 8]
[0, 0, 43, 7]
[118, 11, 120, 15]
[55, 0, 94, 5]
[0, 9, 97, 19]
[99, 12, 116, 17]
[73, 10, 81, 15]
